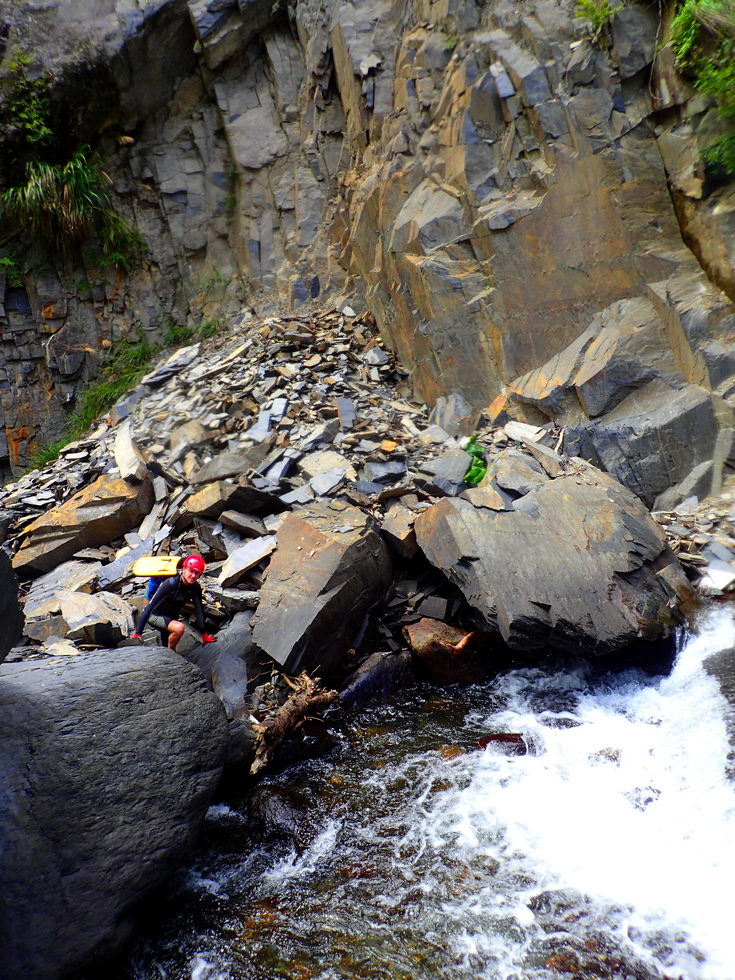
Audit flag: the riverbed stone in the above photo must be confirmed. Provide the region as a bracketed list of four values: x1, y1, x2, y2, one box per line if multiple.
[0, 647, 228, 980]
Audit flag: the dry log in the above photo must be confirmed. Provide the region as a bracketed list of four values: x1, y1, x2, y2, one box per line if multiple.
[250, 673, 337, 776]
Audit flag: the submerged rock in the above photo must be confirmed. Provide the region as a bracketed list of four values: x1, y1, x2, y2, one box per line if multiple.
[0, 648, 228, 980]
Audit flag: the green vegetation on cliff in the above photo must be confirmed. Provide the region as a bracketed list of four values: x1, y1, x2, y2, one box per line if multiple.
[671, 0, 735, 173]
[28, 338, 153, 469]
[0, 49, 53, 148]
[575, 0, 618, 41]
[0, 147, 142, 266]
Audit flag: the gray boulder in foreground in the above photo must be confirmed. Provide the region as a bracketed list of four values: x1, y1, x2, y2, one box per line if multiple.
[0, 550, 23, 662]
[414, 460, 692, 655]
[0, 648, 228, 980]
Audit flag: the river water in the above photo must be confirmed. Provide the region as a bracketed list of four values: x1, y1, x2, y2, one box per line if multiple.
[116, 608, 735, 980]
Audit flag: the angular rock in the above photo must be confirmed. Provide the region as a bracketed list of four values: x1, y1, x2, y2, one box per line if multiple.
[58, 591, 134, 645]
[488, 448, 548, 496]
[419, 449, 472, 496]
[12, 475, 154, 575]
[299, 450, 356, 481]
[404, 617, 493, 684]
[0, 551, 23, 662]
[252, 502, 393, 675]
[0, 648, 227, 980]
[428, 392, 478, 437]
[185, 480, 249, 519]
[381, 503, 418, 559]
[113, 420, 148, 483]
[190, 448, 263, 485]
[564, 382, 719, 507]
[218, 535, 278, 587]
[310, 467, 348, 496]
[414, 462, 691, 654]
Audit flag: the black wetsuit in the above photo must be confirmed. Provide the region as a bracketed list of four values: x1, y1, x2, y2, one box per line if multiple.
[135, 574, 206, 635]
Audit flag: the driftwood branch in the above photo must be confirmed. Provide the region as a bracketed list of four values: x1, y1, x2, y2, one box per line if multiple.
[250, 672, 337, 776]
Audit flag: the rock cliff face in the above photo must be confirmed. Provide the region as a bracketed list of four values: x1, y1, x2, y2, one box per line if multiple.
[0, 0, 734, 504]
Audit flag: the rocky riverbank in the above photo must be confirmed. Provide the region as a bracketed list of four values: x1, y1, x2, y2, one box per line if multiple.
[1, 305, 733, 979]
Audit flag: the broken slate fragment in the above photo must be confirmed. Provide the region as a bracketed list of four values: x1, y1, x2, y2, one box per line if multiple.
[219, 535, 277, 587]
[140, 345, 200, 387]
[363, 348, 390, 366]
[23, 560, 102, 620]
[418, 450, 472, 496]
[59, 591, 134, 645]
[113, 420, 148, 483]
[13, 474, 154, 575]
[311, 467, 347, 496]
[247, 409, 272, 443]
[336, 397, 356, 430]
[362, 460, 407, 485]
[429, 392, 478, 437]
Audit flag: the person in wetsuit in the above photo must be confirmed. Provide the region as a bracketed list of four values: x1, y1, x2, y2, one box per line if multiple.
[132, 554, 216, 650]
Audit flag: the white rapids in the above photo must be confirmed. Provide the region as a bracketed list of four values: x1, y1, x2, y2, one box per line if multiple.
[128, 607, 735, 980]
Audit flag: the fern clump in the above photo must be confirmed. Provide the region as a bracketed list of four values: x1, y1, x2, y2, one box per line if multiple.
[0, 147, 143, 265]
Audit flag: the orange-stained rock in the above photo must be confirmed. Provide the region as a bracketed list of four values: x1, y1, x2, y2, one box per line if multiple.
[403, 617, 495, 684]
[12, 474, 153, 575]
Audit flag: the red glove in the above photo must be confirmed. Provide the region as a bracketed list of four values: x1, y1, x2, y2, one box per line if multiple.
[131, 633, 142, 639]
[201, 633, 217, 644]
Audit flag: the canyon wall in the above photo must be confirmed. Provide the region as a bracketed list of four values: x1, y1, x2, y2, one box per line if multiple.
[0, 0, 733, 505]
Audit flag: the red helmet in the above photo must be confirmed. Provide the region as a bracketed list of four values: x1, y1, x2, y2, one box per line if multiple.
[182, 554, 206, 573]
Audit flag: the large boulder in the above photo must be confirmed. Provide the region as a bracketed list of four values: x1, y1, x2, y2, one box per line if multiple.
[0, 648, 228, 980]
[0, 550, 23, 661]
[12, 474, 154, 575]
[252, 501, 393, 676]
[414, 455, 692, 655]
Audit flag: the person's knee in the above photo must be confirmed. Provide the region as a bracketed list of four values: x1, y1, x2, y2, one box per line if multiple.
[169, 621, 185, 638]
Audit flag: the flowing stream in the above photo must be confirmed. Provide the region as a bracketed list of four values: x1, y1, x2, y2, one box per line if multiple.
[115, 608, 735, 980]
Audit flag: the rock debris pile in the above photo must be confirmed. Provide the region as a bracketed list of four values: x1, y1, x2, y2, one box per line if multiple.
[1, 307, 727, 682]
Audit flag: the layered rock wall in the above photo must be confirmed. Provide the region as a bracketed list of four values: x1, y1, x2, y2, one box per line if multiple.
[0, 0, 734, 504]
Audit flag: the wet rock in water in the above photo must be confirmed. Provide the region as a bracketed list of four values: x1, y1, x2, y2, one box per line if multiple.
[252, 501, 393, 676]
[12, 474, 154, 574]
[0, 647, 228, 980]
[247, 785, 318, 850]
[403, 617, 496, 684]
[414, 460, 691, 655]
[184, 611, 263, 771]
[339, 650, 416, 710]
[478, 733, 528, 755]
[0, 550, 23, 662]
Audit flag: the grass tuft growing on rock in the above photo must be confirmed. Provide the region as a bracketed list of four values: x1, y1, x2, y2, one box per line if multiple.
[28, 339, 154, 469]
[0, 147, 143, 267]
[575, 0, 618, 42]
[68, 339, 153, 438]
